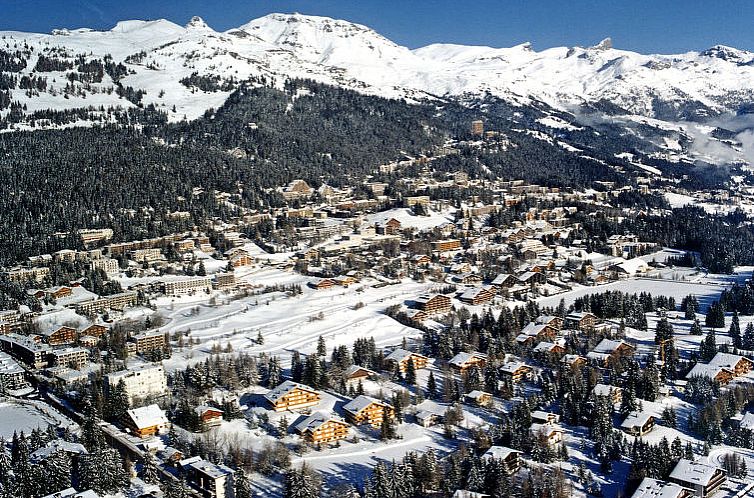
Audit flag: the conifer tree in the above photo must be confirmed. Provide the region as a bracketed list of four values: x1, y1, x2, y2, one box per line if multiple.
[235, 468, 253, 498]
[700, 330, 717, 361]
[690, 318, 703, 335]
[730, 311, 742, 349]
[744, 323, 754, 350]
[426, 371, 437, 399]
[405, 358, 416, 386]
[380, 408, 396, 440]
[141, 452, 159, 484]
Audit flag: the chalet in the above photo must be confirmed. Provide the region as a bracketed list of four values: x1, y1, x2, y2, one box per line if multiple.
[531, 411, 561, 425]
[186, 459, 235, 498]
[535, 315, 563, 330]
[530, 422, 564, 447]
[385, 349, 430, 373]
[455, 272, 483, 285]
[195, 405, 224, 431]
[416, 410, 441, 427]
[453, 491, 490, 498]
[533, 341, 566, 355]
[309, 278, 336, 290]
[685, 352, 752, 385]
[48, 286, 73, 300]
[264, 381, 321, 412]
[609, 258, 650, 279]
[592, 383, 623, 404]
[630, 478, 692, 498]
[621, 411, 656, 436]
[332, 275, 357, 288]
[491, 273, 519, 288]
[500, 361, 533, 384]
[229, 252, 253, 268]
[449, 351, 487, 373]
[431, 239, 461, 252]
[380, 218, 402, 235]
[125, 404, 170, 438]
[668, 459, 726, 498]
[685, 363, 734, 385]
[404, 309, 428, 323]
[410, 254, 431, 266]
[450, 262, 472, 274]
[561, 354, 588, 369]
[565, 311, 598, 330]
[80, 324, 108, 338]
[415, 294, 452, 314]
[343, 395, 394, 427]
[458, 285, 496, 306]
[587, 339, 635, 365]
[465, 390, 493, 407]
[516, 322, 557, 344]
[482, 446, 522, 475]
[295, 412, 349, 444]
[42, 326, 77, 346]
[30, 440, 88, 465]
[708, 352, 753, 376]
[344, 365, 377, 386]
[740, 411, 754, 431]
[517, 271, 546, 286]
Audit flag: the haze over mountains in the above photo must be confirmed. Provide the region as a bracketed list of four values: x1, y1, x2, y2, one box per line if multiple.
[4, 12, 754, 166]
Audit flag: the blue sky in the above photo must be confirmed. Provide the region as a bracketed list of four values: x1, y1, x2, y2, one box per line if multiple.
[2, 0, 753, 53]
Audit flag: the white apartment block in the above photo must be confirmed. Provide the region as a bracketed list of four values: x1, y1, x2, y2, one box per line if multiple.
[106, 363, 168, 403]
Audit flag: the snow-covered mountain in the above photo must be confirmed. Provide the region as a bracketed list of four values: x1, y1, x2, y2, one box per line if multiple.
[4, 11, 754, 163]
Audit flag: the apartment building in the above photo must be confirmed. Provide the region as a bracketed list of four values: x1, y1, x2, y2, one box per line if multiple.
[295, 412, 350, 444]
[264, 381, 321, 412]
[343, 395, 394, 427]
[162, 277, 213, 297]
[106, 363, 168, 403]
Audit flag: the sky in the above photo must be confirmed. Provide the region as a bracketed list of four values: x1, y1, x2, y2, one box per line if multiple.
[1, 0, 753, 54]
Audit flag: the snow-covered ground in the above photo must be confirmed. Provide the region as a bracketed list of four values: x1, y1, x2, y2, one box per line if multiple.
[0, 399, 76, 439]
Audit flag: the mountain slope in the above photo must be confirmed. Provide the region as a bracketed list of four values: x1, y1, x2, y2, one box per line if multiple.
[3, 13, 754, 167]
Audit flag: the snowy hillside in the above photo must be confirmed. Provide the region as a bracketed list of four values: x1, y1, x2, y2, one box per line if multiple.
[4, 11, 754, 164]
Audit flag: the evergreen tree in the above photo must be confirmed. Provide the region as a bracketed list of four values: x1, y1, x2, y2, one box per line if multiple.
[235, 468, 253, 498]
[662, 406, 677, 429]
[317, 336, 327, 357]
[284, 464, 322, 498]
[380, 408, 396, 440]
[744, 323, 754, 350]
[730, 311, 742, 349]
[405, 358, 416, 386]
[690, 318, 703, 336]
[426, 371, 437, 399]
[700, 330, 717, 361]
[141, 452, 159, 484]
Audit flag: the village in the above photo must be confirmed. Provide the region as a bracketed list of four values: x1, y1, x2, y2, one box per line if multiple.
[2, 124, 754, 498]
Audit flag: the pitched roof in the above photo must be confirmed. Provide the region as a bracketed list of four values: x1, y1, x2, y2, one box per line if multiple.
[448, 351, 487, 367]
[126, 404, 168, 429]
[630, 477, 689, 498]
[482, 445, 520, 460]
[295, 412, 347, 434]
[264, 380, 318, 403]
[669, 459, 722, 486]
[343, 395, 389, 415]
[385, 348, 426, 362]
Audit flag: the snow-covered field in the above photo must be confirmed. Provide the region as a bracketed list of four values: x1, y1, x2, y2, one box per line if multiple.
[0, 399, 76, 439]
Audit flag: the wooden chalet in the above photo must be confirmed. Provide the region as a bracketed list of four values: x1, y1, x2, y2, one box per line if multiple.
[195, 405, 224, 431]
[309, 278, 336, 290]
[465, 390, 493, 407]
[414, 294, 451, 314]
[448, 351, 487, 373]
[458, 285, 496, 306]
[482, 446, 522, 475]
[125, 404, 169, 438]
[565, 311, 598, 330]
[621, 412, 655, 436]
[295, 412, 350, 444]
[343, 395, 394, 427]
[344, 365, 377, 386]
[500, 361, 533, 384]
[385, 348, 430, 373]
[81, 324, 108, 338]
[264, 381, 321, 412]
[530, 422, 564, 447]
[43, 326, 77, 346]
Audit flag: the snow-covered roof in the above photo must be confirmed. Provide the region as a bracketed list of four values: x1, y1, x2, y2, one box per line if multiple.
[685, 362, 729, 381]
[630, 477, 689, 498]
[741, 411, 754, 431]
[530, 422, 562, 436]
[592, 383, 621, 397]
[344, 364, 377, 377]
[466, 390, 491, 400]
[610, 257, 650, 275]
[264, 380, 318, 403]
[707, 352, 752, 370]
[621, 411, 654, 430]
[343, 395, 388, 414]
[30, 440, 88, 463]
[449, 351, 486, 367]
[295, 411, 346, 433]
[533, 341, 560, 353]
[668, 459, 722, 486]
[482, 445, 520, 460]
[590, 338, 631, 355]
[189, 459, 234, 479]
[500, 361, 530, 374]
[126, 404, 168, 429]
[41, 489, 100, 498]
[385, 348, 426, 362]
[194, 405, 223, 416]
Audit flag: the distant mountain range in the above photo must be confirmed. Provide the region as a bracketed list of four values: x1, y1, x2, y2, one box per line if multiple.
[4, 12, 754, 167]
